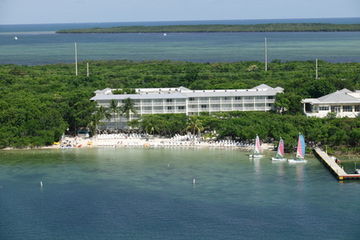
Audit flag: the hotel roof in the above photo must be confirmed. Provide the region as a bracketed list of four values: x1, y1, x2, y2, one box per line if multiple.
[91, 84, 284, 101]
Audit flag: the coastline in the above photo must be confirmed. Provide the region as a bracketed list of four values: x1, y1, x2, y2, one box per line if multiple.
[2, 135, 358, 157]
[1, 134, 274, 151]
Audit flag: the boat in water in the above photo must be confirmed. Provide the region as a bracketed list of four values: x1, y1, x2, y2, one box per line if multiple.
[288, 134, 307, 163]
[272, 138, 287, 161]
[249, 135, 264, 159]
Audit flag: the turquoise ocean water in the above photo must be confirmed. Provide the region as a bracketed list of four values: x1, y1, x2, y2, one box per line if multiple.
[0, 148, 359, 239]
[1, 18, 360, 65]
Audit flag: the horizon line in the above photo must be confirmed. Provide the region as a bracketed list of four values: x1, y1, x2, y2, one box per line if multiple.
[1, 16, 360, 26]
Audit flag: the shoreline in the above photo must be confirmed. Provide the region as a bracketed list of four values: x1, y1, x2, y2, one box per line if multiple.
[1, 134, 358, 157]
[2, 140, 359, 160]
[1, 134, 274, 152]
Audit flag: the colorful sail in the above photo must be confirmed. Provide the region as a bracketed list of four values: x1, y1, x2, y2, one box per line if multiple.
[276, 138, 285, 158]
[295, 134, 306, 159]
[254, 135, 262, 154]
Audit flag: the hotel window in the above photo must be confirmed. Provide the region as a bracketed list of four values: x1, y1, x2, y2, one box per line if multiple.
[267, 96, 274, 99]
[235, 96, 242, 100]
[319, 106, 329, 111]
[331, 106, 341, 112]
[201, 105, 207, 109]
[166, 99, 173, 103]
[167, 106, 173, 110]
[255, 103, 265, 107]
[343, 106, 353, 112]
[355, 105, 360, 112]
[244, 96, 253, 100]
[189, 97, 195, 101]
[178, 106, 185, 110]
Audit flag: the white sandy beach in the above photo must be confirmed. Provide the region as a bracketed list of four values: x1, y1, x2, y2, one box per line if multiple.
[59, 134, 274, 151]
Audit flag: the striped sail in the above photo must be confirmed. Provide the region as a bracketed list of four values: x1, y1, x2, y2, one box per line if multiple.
[254, 135, 262, 154]
[295, 134, 306, 159]
[276, 138, 285, 158]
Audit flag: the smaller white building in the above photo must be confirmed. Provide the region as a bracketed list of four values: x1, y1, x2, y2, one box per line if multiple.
[302, 89, 360, 118]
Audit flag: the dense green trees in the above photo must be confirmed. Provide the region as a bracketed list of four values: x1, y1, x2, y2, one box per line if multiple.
[0, 60, 359, 150]
[0, 92, 66, 148]
[132, 112, 360, 153]
[130, 114, 187, 136]
[57, 23, 360, 33]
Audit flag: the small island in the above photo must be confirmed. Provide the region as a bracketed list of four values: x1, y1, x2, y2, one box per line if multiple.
[56, 23, 360, 33]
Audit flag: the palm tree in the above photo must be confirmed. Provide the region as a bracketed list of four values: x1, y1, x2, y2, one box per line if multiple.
[109, 99, 121, 130]
[120, 98, 137, 122]
[186, 116, 204, 136]
[141, 115, 158, 135]
[98, 105, 112, 122]
[88, 106, 111, 135]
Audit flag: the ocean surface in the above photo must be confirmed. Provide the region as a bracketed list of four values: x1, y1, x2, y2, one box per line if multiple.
[0, 148, 359, 240]
[0, 18, 360, 65]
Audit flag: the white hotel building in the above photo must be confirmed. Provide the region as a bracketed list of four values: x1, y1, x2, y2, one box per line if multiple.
[302, 88, 360, 118]
[91, 84, 284, 129]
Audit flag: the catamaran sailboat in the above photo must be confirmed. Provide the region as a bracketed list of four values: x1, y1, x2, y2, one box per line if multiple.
[249, 135, 264, 159]
[288, 134, 307, 163]
[272, 138, 287, 161]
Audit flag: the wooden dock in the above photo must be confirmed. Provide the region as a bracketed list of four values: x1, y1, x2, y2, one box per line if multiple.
[314, 147, 360, 181]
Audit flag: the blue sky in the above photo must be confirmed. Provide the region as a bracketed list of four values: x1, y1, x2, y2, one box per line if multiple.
[1, 0, 360, 24]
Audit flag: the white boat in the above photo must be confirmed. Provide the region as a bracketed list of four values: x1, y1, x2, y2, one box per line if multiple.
[272, 138, 287, 161]
[288, 134, 307, 163]
[249, 135, 264, 158]
[14, 36, 18, 40]
[355, 169, 360, 174]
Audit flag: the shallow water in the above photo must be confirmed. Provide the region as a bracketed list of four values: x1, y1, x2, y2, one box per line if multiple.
[1, 19, 360, 65]
[0, 31, 360, 64]
[0, 148, 359, 239]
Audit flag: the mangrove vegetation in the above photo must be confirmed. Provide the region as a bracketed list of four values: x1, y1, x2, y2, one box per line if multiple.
[57, 23, 360, 33]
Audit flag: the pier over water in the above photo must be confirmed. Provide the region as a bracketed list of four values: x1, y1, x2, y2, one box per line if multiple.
[314, 147, 360, 181]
